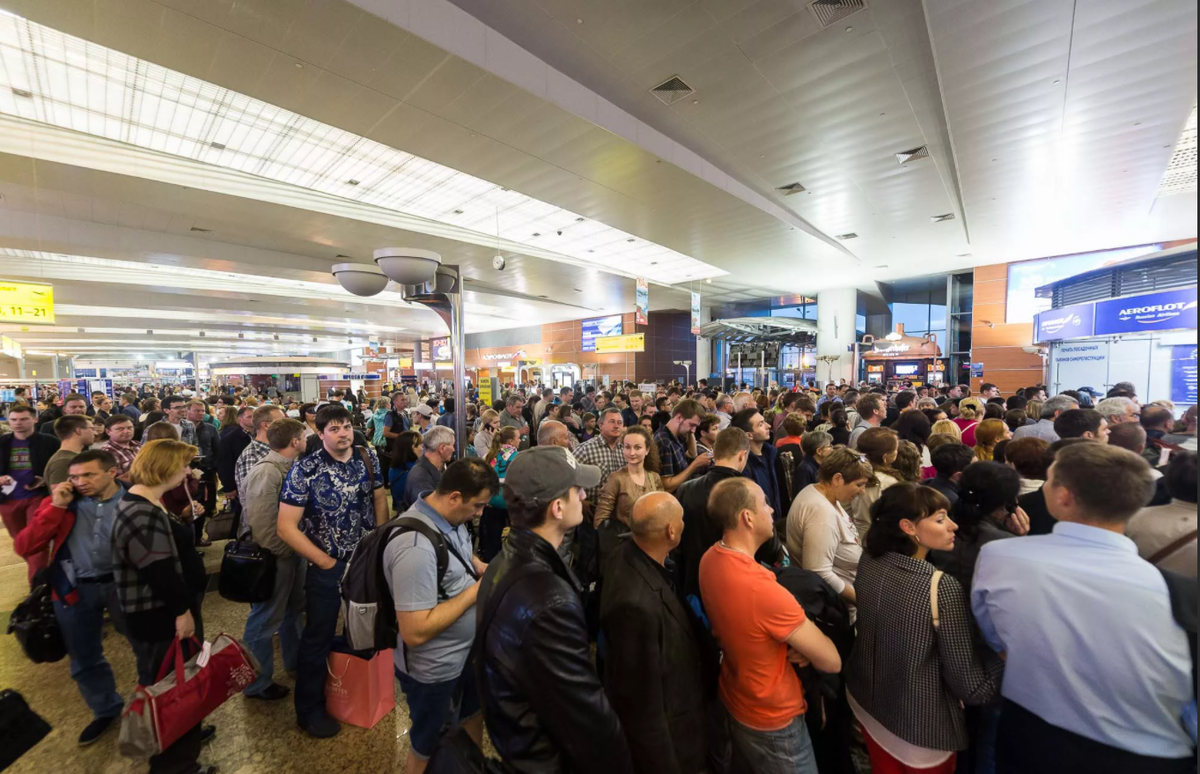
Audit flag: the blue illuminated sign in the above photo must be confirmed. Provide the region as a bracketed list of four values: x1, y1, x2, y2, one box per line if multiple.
[1035, 303, 1095, 342]
[1094, 286, 1197, 336]
[581, 315, 623, 352]
[1172, 345, 1198, 405]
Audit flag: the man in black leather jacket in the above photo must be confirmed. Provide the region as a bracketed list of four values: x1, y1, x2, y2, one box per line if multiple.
[475, 446, 634, 774]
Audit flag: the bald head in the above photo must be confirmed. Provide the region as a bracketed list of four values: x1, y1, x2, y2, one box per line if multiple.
[537, 419, 571, 448]
[630, 491, 684, 555]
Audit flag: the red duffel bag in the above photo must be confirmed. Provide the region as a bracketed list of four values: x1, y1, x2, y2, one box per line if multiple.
[119, 634, 260, 759]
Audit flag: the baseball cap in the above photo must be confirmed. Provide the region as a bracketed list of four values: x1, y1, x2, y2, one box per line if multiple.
[412, 404, 434, 418]
[505, 446, 601, 509]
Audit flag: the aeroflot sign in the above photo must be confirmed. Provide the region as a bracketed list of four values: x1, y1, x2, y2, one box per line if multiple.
[1095, 287, 1197, 336]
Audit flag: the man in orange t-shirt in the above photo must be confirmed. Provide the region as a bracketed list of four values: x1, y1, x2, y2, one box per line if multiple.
[699, 477, 841, 774]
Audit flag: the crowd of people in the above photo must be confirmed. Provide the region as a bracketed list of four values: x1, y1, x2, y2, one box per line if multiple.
[1, 375, 1196, 774]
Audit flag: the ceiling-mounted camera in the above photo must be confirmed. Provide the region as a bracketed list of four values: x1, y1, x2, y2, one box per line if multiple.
[492, 255, 506, 271]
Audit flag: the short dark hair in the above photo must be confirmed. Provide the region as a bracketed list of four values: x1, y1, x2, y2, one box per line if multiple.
[930, 442, 974, 478]
[69, 449, 117, 471]
[707, 477, 758, 532]
[435, 458, 499, 501]
[315, 404, 353, 432]
[1054, 408, 1104, 439]
[104, 413, 134, 430]
[672, 398, 702, 420]
[1107, 423, 1147, 454]
[1007, 394, 1028, 411]
[1005, 437, 1052, 480]
[1051, 443, 1154, 522]
[1141, 405, 1174, 431]
[161, 394, 187, 410]
[266, 418, 307, 450]
[729, 408, 760, 433]
[864, 483, 951, 558]
[713, 427, 750, 460]
[63, 393, 88, 407]
[981, 383, 998, 394]
[856, 392, 884, 420]
[54, 414, 91, 439]
[894, 390, 917, 411]
[7, 404, 36, 417]
[1165, 451, 1197, 504]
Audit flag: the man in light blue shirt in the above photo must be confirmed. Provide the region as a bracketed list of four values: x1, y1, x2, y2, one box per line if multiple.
[972, 442, 1194, 774]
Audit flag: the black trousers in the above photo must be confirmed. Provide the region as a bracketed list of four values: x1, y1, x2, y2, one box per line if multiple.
[997, 699, 1195, 774]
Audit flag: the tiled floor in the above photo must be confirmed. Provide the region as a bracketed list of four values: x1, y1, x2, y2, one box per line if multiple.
[0, 530, 428, 774]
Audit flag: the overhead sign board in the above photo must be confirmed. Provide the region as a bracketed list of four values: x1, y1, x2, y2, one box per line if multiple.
[581, 316, 622, 353]
[1171, 345, 1198, 405]
[1094, 286, 1197, 336]
[1034, 302, 1095, 342]
[595, 333, 645, 354]
[0, 280, 55, 324]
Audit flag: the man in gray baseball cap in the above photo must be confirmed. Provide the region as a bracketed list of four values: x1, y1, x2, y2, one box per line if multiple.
[475, 446, 632, 773]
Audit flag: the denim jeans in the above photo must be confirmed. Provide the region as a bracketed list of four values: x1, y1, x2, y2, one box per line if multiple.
[294, 559, 346, 723]
[243, 553, 306, 696]
[728, 712, 818, 774]
[52, 579, 129, 720]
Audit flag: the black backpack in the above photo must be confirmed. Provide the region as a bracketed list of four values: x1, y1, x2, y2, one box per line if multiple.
[340, 515, 476, 652]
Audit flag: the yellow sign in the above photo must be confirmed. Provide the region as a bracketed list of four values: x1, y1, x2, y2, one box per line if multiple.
[478, 377, 493, 407]
[0, 281, 54, 324]
[594, 333, 645, 354]
[521, 358, 542, 366]
[397, 357, 413, 369]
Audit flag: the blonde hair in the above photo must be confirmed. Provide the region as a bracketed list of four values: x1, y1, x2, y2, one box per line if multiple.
[930, 419, 962, 441]
[1025, 400, 1043, 424]
[480, 409, 499, 427]
[974, 419, 1008, 461]
[958, 397, 985, 421]
[130, 439, 198, 487]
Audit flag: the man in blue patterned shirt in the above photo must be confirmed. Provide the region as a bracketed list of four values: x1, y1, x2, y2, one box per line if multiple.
[278, 404, 386, 739]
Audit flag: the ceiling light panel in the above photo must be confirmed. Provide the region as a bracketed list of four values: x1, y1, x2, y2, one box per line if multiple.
[0, 15, 725, 285]
[1158, 105, 1198, 197]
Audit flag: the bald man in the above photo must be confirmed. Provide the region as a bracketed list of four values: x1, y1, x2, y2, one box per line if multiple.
[599, 493, 706, 774]
[536, 419, 572, 449]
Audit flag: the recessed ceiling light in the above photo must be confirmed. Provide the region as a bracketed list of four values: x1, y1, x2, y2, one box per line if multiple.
[705, 278, 712, 284]
[692, 99, 700, 105]
[576, 18, 584, 24]
[294, 62, 303, 69]
[845, 26, 853, 32]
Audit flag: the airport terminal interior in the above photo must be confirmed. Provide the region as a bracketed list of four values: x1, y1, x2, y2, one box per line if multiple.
[0, 0, 1197, 773]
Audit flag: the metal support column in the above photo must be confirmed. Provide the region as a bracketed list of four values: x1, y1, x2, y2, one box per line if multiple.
[404, 265, 467, 454]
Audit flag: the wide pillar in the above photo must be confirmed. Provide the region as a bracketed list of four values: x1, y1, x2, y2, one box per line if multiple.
[817, 288, 857, 385]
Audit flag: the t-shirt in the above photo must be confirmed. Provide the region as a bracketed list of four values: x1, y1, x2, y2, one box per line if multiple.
[384, 497, 476, 683]
[8, 437, 37, 499]
[44, 449, 79, 488]
[699, 543, 807, 731]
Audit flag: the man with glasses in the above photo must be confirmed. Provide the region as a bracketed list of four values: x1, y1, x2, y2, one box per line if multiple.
[1096, 397, 1140, 426]
[162, 394, 198, 446]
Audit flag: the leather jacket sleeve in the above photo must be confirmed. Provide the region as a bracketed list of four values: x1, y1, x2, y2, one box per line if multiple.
[521, 597, 635, 774]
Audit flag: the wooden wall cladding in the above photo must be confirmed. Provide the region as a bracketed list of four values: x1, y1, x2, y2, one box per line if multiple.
[972, 264, 1044, 392]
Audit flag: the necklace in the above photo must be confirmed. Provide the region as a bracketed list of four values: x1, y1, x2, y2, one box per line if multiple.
[719, 540, 752, 557]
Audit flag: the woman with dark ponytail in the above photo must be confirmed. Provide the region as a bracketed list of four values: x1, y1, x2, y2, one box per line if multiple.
[930, 462, 1029, 593]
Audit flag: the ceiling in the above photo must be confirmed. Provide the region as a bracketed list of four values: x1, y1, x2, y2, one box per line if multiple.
[0, 0, 1191, 363]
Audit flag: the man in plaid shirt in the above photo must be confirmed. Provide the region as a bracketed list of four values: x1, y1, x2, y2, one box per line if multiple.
[235, 405, 284, 496]
[100, 414, 140, 481]
[653, 399, 712, 493]
[572, 407, 626, 507]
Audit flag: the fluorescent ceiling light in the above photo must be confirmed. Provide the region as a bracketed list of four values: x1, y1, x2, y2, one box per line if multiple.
[0, 15, 725, 285]
[51, 305, 413, 334]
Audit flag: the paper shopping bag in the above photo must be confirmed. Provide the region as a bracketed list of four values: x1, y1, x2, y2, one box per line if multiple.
[325, 644, 395, 729]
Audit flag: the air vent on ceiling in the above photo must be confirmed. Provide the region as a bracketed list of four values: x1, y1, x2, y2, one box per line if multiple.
[190, 226, 212, 233]
[1158, 104, 1197, 197]
[895, 146, 930, 164]
[777, 182, 807, 195]
[930, 213, 956, 223]
[650, 76, 695, 106]
[11, 87, 31, 98]
[209, 141, 226, 150]
[837, 233, 859, 240]
[809, 0, 867, 29]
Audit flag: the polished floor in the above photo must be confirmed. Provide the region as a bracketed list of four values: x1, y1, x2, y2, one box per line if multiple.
[0, 529, 433, 774]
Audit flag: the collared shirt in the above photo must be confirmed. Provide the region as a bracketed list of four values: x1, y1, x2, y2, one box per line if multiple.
[242, 450, 296, 556]
[281, 446, 382, 560]
[654, 425, 689, 480]
[1011, 418, 1059, 443]
[101, 440, 141, 477]
[385, 495, 477, 682]
[972, 521, 1193, 758]
[235, 438, 271, 495]
[170, 418, 198, 447]
[714, 411, 732, 431]
[573, 434, 626, 502]
[65, 483, 126, 579]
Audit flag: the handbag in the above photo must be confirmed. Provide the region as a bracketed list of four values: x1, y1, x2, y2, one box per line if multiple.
[325, 640, 395, 729]
[119, 634, 259, 760]
[0, 689, 52, 770]
[218, 540, 277, 603]
[6, 577, 67, 664]
[205, 498, 237, 542]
